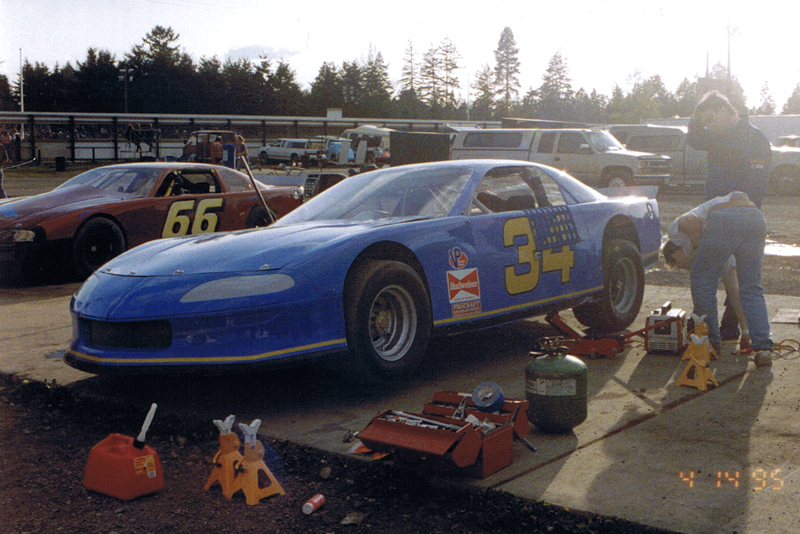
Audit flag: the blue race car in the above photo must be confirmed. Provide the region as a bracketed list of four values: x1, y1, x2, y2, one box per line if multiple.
[66, 160, 660, 380]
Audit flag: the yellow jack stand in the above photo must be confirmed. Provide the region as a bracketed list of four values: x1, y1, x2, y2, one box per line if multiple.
[676, 357, 719, 391]
[676, 326, 718, 391]
[230, 440, 285, 505]
[203, 432, 243, 499]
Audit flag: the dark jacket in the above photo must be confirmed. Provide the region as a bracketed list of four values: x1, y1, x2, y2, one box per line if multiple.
[687, 115, 771, 207]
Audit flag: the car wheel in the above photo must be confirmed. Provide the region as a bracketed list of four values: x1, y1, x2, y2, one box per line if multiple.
[772, 169, 799, 195]
[344, 260, 431, 382]
[290, 154, 300, 165]
[246, 205, 275, 227]
[73, 217, 126, 278]
[572, 238, 643, 332]
[605, 173, 630, 187]
[259, 152, 270, 165]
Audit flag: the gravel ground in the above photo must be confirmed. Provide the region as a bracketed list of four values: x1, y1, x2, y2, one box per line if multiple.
[0, 375, 675, 534]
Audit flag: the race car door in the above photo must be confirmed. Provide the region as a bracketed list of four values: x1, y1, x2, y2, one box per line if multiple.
[455, 166, 595, 323]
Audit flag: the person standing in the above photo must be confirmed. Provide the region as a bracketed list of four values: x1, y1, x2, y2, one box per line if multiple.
[0, 142, 9, 198]
[662, 192, 775, 367]
[235, 135, 248, 170]
[686, 90, 772, 342]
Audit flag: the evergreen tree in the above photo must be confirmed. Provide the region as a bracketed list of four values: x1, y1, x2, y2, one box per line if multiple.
[360, 47, 393, 117]
[74, 48, 120, 113]
[437, 38, 461, 112]
[493, 27, 520, 116]
[196, 56, 226, 114]
[340, 60, 363, 117]
[399, 41, 419, 95]
[267, 60, 304, 116]
[673, 78, 699, 118]
[222, 58, 265, 115]
[419, 44, 444, 111]
[537, 52, 574, 120]
[781, 84, 800, 115]
[307, 62, 342, 116]
[125, 26, 196, 113]
[0, 74, 13, 111]
[471, 65, 496, 120]
[752, 82, 776, 115]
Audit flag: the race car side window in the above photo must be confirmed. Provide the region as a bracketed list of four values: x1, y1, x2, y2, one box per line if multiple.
[218, 168, 250, 192]
[470, 167, 567, 215]
[181, 172, 220, 194]
[471, 168, 539, 215]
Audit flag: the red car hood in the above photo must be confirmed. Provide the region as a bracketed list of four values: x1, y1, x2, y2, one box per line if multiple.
[0, 186, 122, 227]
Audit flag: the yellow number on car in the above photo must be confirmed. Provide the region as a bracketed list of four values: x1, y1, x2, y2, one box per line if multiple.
[191, 198, 224, 234]
[162, 200, 195, 238]
[162, 198, 224, 238]
[504, 217, 539, 295]
[504, 216, 574, 294]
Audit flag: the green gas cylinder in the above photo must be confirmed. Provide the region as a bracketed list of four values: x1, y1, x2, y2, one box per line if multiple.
[525, 345, 587, 433]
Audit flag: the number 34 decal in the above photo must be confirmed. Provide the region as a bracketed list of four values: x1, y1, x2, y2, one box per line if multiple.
[162, 198, 224, 238]
[503, 216, 574, 295]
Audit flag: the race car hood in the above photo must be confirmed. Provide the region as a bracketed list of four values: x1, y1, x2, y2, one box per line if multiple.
[73, 219, 405, 320]
[0, 186, 121, 227]
[99, 219, 396, 276]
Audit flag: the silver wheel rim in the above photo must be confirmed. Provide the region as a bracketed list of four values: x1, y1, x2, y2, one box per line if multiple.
[368, 285, 417, 362]
[609, 256, 637, 314]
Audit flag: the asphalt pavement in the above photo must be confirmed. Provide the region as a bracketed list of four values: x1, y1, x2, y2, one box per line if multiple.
[1, 282, 798, 534]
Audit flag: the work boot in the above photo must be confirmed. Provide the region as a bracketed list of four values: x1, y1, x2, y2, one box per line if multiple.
[754, 350, 774, 368]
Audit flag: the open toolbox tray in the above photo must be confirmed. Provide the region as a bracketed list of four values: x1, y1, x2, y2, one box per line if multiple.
[358, 390, 530, 478]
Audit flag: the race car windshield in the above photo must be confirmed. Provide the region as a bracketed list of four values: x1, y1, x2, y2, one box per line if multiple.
[55, 167, 162, 197]
[277, 165, 474, 223]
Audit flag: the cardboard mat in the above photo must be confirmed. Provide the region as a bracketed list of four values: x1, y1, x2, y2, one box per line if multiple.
[772, 308, 800, 324]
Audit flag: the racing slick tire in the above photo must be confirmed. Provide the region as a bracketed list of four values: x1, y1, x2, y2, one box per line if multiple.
[344, 260, 432, 382]
[73, 217, 126, 279]
[572, 238, 644, 332]
[246, 205, 275, 227]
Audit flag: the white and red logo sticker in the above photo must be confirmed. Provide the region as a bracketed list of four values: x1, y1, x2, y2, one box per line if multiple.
[447, 267, 482, 317]
[448, 247, 468, 269]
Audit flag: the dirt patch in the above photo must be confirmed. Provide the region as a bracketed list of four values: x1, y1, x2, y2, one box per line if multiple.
[0, 375, 674, 534]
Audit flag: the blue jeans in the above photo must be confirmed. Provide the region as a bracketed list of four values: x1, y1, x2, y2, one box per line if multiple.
[690, 206, 774, 351]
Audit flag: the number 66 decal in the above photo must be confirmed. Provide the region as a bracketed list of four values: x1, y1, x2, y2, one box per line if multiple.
[162, 198, 225, 238]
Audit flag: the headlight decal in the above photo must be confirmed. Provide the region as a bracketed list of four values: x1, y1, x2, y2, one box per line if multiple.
[180, 274, 296, 303]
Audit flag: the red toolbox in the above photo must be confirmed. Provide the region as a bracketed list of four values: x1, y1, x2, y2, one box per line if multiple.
[357, 390, 530, 478]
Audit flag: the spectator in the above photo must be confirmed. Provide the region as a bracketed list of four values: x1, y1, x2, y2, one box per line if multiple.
[235, 135, 248, 170]
[0, 130, 12, 164]
[0, 142, 8, 198]
[662, 191, 774, 367]
[12, 129, 22, 162]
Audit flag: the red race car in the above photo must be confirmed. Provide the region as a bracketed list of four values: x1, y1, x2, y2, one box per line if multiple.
[0, 162, 302, 282]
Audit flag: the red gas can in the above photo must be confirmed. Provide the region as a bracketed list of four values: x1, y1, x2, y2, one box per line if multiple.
[83, 433, 164, 500]
[83, 404, 163, 500]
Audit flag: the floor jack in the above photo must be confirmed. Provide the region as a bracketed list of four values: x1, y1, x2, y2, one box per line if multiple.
[544, 307, 682, 358]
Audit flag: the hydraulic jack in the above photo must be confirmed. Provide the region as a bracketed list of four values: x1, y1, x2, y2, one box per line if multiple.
[545, 310, 680, 358]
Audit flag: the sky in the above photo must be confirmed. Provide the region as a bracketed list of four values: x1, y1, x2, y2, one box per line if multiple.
[2, 0, 800, 113]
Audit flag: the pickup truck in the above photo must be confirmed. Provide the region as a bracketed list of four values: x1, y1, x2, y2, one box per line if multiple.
[254, 138, 315, 165]
[609, 124, 800, 195]
[450, 128, 671, 187]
